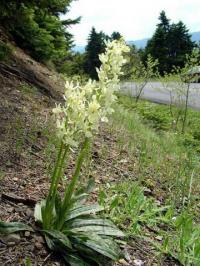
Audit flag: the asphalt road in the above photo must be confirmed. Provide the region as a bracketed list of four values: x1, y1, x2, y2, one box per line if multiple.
[120, 82, 200, 109]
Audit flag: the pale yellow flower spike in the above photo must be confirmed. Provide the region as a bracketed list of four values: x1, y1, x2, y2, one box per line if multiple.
[53, 39, 129, 147]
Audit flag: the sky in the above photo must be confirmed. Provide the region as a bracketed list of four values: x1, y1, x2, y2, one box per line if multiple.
[65, 0, 200, 45]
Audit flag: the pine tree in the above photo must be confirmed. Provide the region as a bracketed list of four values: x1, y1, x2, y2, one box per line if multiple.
[84, 27, 107, 79]
[168, 21, 194, 69]
[111, 32, 122, 40]
[157, 10, 170, 32]
[144, 11, 194, 74]
[0, 0, 80, 63]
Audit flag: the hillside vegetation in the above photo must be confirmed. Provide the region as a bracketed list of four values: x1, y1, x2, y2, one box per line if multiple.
[0, 5, 200, 266]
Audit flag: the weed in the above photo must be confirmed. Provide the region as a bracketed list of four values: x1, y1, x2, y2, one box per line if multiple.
[160, 212, 200, 265]
[25, 257, 32, 266]
[99, 182, 171, 235]
[0, 41, 12, 61]
[18, 84, 38, 95]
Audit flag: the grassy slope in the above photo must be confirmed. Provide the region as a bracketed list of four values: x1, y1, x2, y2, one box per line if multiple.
[99, 94, 200, 265]
[1, 78, 200, 264]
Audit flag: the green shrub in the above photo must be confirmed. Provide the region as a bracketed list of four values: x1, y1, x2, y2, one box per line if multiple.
[138, 105, 171, 131]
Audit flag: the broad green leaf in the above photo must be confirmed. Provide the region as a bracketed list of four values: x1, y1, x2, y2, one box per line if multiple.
[72, 234, 120, 260]
[63, 254, 91, 266]
[42, 229, 72, 249]
[71, 235, 114, 264]
[72, 193, 89, 205]
[70, 240, 108, 265]
[102, 237, 123, 255]
[71, 225, 124, 237]
[45, 234, 55, 250]
[82, 239, 118, 260]
[68, 218, 115, 228]
[0, 221, 33, 235]
[66, 204, 104, 221]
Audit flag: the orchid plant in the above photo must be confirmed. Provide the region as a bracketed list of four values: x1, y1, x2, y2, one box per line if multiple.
[0, 39, 130, 265]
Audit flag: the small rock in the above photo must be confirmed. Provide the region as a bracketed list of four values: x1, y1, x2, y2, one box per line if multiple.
[119, 159, 128, 163]
[123, 172, 129, 178]
[25, 231, 31, 237]
[119, 259, 129, 265]
[26, 208, 33, 217]
[15, 207, 24, 213]
[133, 259, 144, 266]
[143, 187, 153, 196]
[35, 236, 45, 244]
[35, 241, 43, 249]
[7, 207, 14, 213]
[155, 235, 163, 241]
[41, 249, 48, 256]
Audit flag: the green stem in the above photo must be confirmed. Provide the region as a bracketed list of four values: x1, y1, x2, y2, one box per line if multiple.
[43, 142, 69, 229]
[56, 138, 90, 230]
[48, 141, 64, 199]
[51, 145, 69, 200]
[181, 83, 190, 134]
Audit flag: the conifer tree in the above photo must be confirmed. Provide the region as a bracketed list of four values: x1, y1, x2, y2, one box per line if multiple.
[111, 31, 122, 40]
[144, 11, 194, 74]
[84, 27, 108, 79]
[0, 0, 80, 63]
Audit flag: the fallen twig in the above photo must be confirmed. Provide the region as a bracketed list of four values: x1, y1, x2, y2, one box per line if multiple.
[29, 150, 45, 162]
[42, 252, 53, 265]
[1, 193, 37, 207]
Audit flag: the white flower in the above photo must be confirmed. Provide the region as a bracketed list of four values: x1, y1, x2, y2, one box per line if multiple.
[53, 39, 129, 147]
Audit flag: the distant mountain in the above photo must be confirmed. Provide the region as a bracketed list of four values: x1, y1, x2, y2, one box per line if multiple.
[73, 31, 200, 53]
[128, 31, 200, 49]
[72, 45, 85, 53]
[127, 38, 148, 49]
